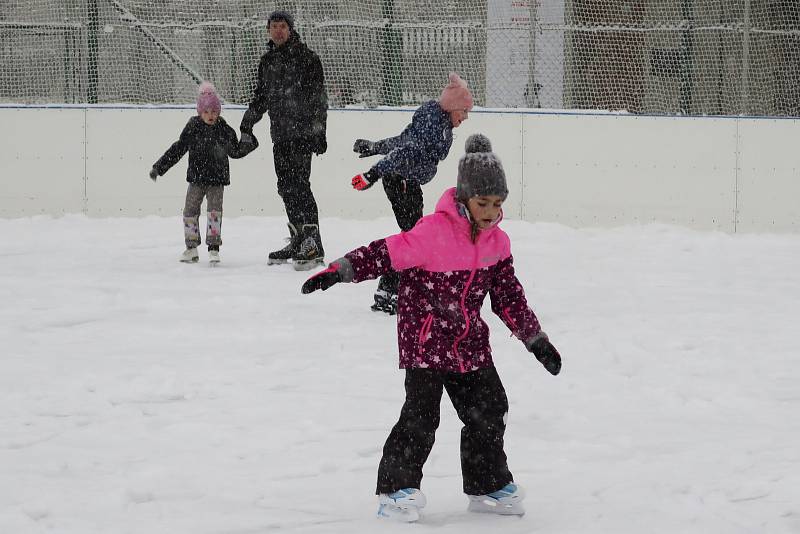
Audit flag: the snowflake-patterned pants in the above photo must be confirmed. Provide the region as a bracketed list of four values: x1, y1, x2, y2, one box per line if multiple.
[376, 367, 513, 496]
[183, 183, 223, 249]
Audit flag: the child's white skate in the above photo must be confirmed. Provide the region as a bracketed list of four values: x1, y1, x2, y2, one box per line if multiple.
[180, 247, 199, 263]
[208, 249, 220, 265]
[377, 488, 426, 522]
[467, 483, 525, 516]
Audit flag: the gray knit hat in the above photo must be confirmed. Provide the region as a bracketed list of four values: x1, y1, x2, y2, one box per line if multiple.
[268, 10, 295, 31]
[456, 134, 508, 201]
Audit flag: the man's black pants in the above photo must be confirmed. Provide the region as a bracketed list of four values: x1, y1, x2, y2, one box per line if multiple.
[376, 367, 514, 496]
[273, 139, 320, 229]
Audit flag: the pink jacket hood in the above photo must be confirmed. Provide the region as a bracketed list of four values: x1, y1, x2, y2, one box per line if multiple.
[386, 187, 510, 273]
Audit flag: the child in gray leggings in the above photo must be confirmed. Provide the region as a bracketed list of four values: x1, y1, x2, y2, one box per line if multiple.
[150, 81, 256, 263]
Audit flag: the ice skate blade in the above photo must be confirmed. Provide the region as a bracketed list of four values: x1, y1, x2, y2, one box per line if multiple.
[267, 257, 289, 265]
[180, 257, 199, 263]
[377, 503, 420, 522]
[292, 258, 324, 271]
[371, 303, 397, 315]
[467, 498, 525, 516]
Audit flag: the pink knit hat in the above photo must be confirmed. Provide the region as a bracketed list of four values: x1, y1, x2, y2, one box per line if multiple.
[438, 72, 474, 112]
[197, 81, 221, 115]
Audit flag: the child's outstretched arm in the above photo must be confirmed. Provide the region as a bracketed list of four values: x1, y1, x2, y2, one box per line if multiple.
[489, 255, 561, 375]
[302, 220, 432, 294]
[352, 113, 417, 159]
[301, 238, 392, 295]
[151, 119, 193, 178]
[301, 259, 352, 293]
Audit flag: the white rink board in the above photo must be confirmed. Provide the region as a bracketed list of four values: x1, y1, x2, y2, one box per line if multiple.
[522, 113, 737, 231]
[737, 118, 800, 232]
[1, 106, 799, 232]
[1, 108, 85, 216]
[85, 108, 280, 217]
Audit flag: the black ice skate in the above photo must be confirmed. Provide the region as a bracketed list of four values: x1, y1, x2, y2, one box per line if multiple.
[292, 224, 325, 271]
[371, 289, 398, 315]
[268, 223, 301, 265]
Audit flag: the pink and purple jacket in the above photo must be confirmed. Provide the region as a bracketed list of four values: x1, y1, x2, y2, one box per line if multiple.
[343, 187, 542, 373]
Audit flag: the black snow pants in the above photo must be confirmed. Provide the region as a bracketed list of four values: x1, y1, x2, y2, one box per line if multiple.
[273, 139, 320, 228]
[377, 174, 424, 295]
[376, 367, 514, 496]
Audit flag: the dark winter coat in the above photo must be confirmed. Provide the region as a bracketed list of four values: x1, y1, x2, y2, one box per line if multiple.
[343, 188, 542, 373]
[153, 116, 245, 186]
[370, 100, 454, 185]
[241, 31, 328, 147]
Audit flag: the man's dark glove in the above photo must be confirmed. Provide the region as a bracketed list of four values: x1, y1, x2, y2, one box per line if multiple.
[238, 132, 259, 156]
[351, 170, 379, 191]
[310, 134, 327, 155]
[149, 167, 158, 181]
[528, 336, 562, 376]
[301, 262, 342, 294]
[353, 138, 379, 158]
[240, 107, 258, 136]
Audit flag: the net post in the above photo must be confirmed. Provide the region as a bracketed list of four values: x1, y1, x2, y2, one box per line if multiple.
[87, 0, 99, 104]
[680, 0, 694, 114]
[742, 0, 751, 115]
[381, 0, 402, 106]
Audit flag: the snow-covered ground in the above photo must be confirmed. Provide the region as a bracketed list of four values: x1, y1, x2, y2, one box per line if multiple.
[1, 214, 798, 533]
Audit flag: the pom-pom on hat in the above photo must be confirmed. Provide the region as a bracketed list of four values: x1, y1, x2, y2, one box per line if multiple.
[196, 81, 221, 115]
[268, 10, 295, 31]
[456, 134, 508, 201]
[439, 72, 474, 112]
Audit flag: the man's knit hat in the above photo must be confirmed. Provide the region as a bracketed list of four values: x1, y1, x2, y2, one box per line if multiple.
[439, 72, 474, 112]
[196, 81, 221, 115]
[268, 10, 295, 31]
[456, 134, 508, 201]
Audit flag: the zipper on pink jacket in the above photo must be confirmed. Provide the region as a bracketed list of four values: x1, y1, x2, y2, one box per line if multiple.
[418, 313, 434, 347]
[453, 246, 478, 373]
[503, 307, 520, 339]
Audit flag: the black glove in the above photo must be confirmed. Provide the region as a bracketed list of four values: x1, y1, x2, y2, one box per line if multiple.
[310, 134, 327, 155]
[238, 132, 259, 156]
[301, 262, 342, 294]
[528, 336, 562, 376]
[149, 167, 158, 181]
[353, 138, 379, 158]
[240, 107, 258, 136]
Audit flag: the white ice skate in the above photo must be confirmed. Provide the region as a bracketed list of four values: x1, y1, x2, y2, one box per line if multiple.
[208, 249, 220, 264]
[377, 488, 426, 522]
[467, 483, 525, 516]
[180, 247, 199, 263]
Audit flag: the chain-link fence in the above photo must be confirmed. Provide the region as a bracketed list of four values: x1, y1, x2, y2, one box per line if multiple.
[1, 1, 799, 115]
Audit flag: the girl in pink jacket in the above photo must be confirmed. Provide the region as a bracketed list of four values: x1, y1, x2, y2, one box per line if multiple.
[302, 134, 562, 522]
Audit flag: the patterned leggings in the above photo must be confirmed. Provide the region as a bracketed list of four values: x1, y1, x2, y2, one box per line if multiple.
[183, 183, 224, 249]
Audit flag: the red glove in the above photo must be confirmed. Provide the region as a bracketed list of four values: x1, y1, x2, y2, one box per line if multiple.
[301, 263, 342, 294]
[351, 172, 377, 191]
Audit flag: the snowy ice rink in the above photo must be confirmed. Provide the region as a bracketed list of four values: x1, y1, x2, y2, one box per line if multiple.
[2, 214, 799, 533]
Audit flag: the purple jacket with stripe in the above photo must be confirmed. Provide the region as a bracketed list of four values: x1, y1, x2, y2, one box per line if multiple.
[343, 188, 542, 373]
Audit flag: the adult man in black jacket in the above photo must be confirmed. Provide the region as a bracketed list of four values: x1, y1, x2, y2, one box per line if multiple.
[240, 10, 328, 270]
